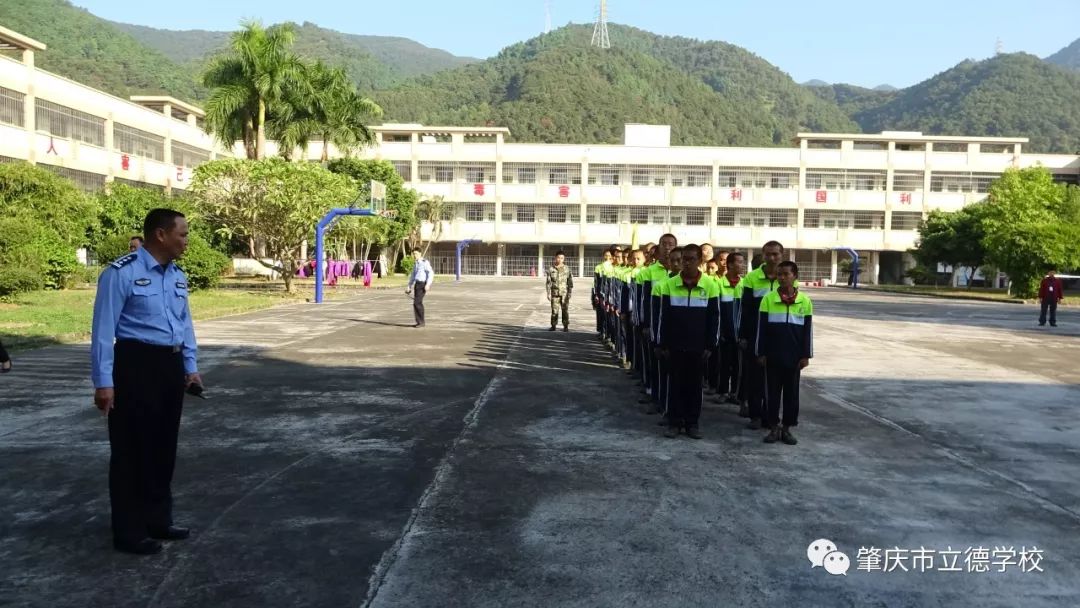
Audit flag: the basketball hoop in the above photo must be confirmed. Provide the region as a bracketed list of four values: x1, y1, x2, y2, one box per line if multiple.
[370, 180, 387, 214]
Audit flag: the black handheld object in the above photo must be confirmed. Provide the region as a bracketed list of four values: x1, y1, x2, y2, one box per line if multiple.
[186, 383, 207, 400]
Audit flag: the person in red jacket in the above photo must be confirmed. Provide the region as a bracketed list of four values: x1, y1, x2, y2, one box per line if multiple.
[1038, 269, 1065, 327]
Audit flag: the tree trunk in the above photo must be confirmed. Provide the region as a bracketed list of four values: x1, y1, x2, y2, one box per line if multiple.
[256, 98, 267, 160]
[321, 138, 330, 163]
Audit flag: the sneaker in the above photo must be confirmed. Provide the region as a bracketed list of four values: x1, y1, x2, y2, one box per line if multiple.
[781, 427, 798, 445]
[746, 418, 762, 430]
[1039, 323, 1046, 327]
[1050, 323, 1058, 327]
[738, 404, 749, 418]
[685, 426, 703, 440]
[663, 424, 680, 438]
[549, 326, 557, 331]
[763, 427, 781, 443]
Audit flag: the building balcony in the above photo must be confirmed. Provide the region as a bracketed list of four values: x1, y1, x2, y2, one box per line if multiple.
[799, 228, 886, 250]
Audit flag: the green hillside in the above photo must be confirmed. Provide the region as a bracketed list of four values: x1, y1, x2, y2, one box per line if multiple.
[0, 0, 203, 101]
[853, 53, 1080, 153]
[1045, 38, 1080, 71]
[809, 84, 896, 119]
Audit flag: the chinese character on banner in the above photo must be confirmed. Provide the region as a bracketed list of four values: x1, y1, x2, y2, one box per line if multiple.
[176, 166, 187, 182]
[121, 154, 130, 171]
[730, 188, 743, 201]
[558, 185, 570, 198]
[815, 190, 827, 203]
[474, 183, 485, 196]
[899, 192, 912, 204]
[46, 137, 59, 156]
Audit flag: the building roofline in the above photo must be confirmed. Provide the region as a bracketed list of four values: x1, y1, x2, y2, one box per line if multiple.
[796, 131, 1029, 144]
[373, 123, 511, 136]
[129, 96, 206, 118]
[0, 24, 46, 52]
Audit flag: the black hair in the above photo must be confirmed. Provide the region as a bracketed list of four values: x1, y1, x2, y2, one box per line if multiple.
[726, 251, 745, 262]
[681, 244, 702, 260]
[130, 235, 144, 243]
[554, 250, 565, 256]
[142, 209, 185, 241]
[762, 240, 785, 253]
[778, 260, 799, 277]
[412, 247, 424, 254]
[659, 233, 678, 245]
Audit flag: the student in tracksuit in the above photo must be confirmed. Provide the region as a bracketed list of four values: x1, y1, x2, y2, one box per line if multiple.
[738, 240, 784, 430]
[592, 250, 614, 338]
[755, 260, 813, 445]
[623, 250, 646, 375]
[639, 235, 678, 413]
[716, 251, 746, 411]
[657, 244, 720, 439]
[651, 247, 683, 421]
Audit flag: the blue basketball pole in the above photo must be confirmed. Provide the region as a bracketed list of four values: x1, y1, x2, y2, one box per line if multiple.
[315, 207, 377, 303]
[455, 239, 479, 283]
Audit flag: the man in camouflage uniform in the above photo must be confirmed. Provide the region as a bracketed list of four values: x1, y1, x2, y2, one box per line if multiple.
[546, 250, 574, 332]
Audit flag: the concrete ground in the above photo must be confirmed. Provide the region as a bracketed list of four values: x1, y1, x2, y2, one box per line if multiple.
[1, 280, 1078, 607]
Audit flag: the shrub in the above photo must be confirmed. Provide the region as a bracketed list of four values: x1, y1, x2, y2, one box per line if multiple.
[0, 267, 45, 297]
[93, 234, 135, 266]
[398, 255, 415, 275]
[178, 235, 230, 290]
[0, 215, 78, 290]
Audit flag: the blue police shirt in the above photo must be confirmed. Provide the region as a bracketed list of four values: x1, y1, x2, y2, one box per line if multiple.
[408, 258, 433, 287]
[90, 248, 198, 389]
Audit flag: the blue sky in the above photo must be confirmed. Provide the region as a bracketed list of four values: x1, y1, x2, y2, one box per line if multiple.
[75, 0, 1077, 88]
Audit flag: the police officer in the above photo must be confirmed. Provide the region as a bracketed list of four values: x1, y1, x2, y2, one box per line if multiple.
[546, 250, 574, 332]
[91, 208, 202, 555]
[406, 248, 434, 328]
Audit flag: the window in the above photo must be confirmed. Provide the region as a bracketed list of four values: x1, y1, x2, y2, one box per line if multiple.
[629, 207, 649, 223]
[439, 204, 456, 221]
[590, 165, 621, 185]
[0, 86, 24, 128]
[890, 211, 922, 230]
[547, 205, 567, 223]
[806, 169, 886, 191]
[466, 204, 484, 221]
[933, 142, 967, 153]
[803, 210, 821, 228]
[502, 163, 537, 184]
[769, 209, 795, 227]
[35, 99, 105, 146]
[114, 124, 165, 162]
[895, 142, 926, 152]
[599, 205, 619, 224]
[40, 164, 106, 191]
[853, 141, 887, 151]
[718, 167, 798, 189]
[651, 209, 668, 224]
[981, 143, 1012, 154]
[463, 164, 495, 183]
[171, 142, 210, 168]
[892, 171, 924, 191]
[930, 172, 999, 193]
[112, 177, 164, 192]
[852, 211, 885, 229]
[391, 160, 412, 181]
[804, 210, 884, 229]
[382, 133, 411, 142]
[716, 208, 736, 226]
[515, 204, 536, 223]
[435, 164, 454, 183]
[544, 163, 581, 185]
[807, 140, 841, 149]
[631, 168, 651, 186]
[501, 204, 514, 222]
[685, 208, 708, 226]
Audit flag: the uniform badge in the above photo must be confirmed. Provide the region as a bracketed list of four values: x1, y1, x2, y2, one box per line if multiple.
[176, 281, 187, 289]
[134, 278, 151, 286]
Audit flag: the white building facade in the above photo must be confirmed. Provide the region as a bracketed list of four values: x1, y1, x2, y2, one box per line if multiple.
[0, 26, 230, 193]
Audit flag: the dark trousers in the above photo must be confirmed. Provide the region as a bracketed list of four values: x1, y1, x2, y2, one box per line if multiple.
[717, 341, 739, 395]
[667, 350, 705, 428]
[638, 328, 652, 390]
[1039, 298, 1058, 325]
[0, 339, 8, 363]
[765, 364, 801, 428]
[413, 284, 427, 326]
[110, 340, 185, 543]
[654, 349, 668, 408]
[743, 346, 765, 419]
[550, 295, 570, 328]
[623, 317, 634, 363]
[706, 346, 720, 390]
[594, 301, 603, 333]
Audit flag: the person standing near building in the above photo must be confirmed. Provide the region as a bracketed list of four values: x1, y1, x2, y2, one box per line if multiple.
[90, 208, 202, 555]
[406, 248, 434, 328]
[739, 241, 784, 430]
[592, 249, 614, 339]
[656, 244, 720, 439]
[1038, 269, 1065, 327]
[0, 339, 11, 373]
[755, 261, 813, 445]
[717, 251, 746, 410]
[546, 250, 574, 332]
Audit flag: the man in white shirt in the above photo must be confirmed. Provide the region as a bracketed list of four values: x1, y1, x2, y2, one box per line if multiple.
[405, 248, 435, 328]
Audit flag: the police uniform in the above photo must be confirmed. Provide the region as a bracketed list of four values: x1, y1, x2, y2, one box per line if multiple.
[546, 262, 574, 330]
[91, 248, 197, 547]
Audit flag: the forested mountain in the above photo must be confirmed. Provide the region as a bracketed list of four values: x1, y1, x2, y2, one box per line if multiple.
[1045, 37, 1080, 71]
[853, 53, 1080, 153]
[0, 0, 204, 100]
[809, 84, 897, 119]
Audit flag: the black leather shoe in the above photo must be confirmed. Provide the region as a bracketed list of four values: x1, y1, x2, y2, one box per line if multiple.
[148, 526, 190, 541]
[549, 326, 557, 331]
[114, 538, 163, 555]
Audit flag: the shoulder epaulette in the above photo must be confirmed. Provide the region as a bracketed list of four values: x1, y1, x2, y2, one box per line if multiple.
[110, 253, 138, 269]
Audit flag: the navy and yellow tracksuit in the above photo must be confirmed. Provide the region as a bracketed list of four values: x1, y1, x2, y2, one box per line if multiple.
[738, 265, 779, 421]
[656, 274, 720, 429]
[754, 289, 813, 428]
[717, 274, 744, 396]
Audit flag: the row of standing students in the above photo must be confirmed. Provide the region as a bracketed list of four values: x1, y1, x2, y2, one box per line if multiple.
[592, 236, 814, 444]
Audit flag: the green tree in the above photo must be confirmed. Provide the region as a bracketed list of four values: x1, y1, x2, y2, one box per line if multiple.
[0, 162, 97, 248]
[982, 167, 1080, 297]
[203, 22, 307, 159]
[327, 158, 419, 273]
[911, 205, 989, 287]
[273, 61, 383, 161]
[189, 158, 357, 292]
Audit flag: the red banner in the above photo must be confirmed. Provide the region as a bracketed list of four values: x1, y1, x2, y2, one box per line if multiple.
[815, 190, 827, 203]
[121, 154, 130, 171]
[474, 183, 485, 195]
[730, 188, 742, 201]
[558, 185, 570, 198]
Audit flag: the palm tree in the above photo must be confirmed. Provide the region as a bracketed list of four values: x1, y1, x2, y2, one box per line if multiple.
[202, 22, 306, 159]
[272, 61, 383, 161]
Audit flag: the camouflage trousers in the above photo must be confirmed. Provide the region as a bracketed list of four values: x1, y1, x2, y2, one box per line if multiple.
[550, 294, 570, 328]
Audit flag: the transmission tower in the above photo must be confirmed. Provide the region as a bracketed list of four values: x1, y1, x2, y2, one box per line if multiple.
[995, 38, 1004, 55]
[545, 0, 552, 34]
[591, 0, 610, 49]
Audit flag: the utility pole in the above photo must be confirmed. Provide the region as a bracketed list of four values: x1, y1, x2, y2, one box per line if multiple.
[591, 0, 610, 49]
